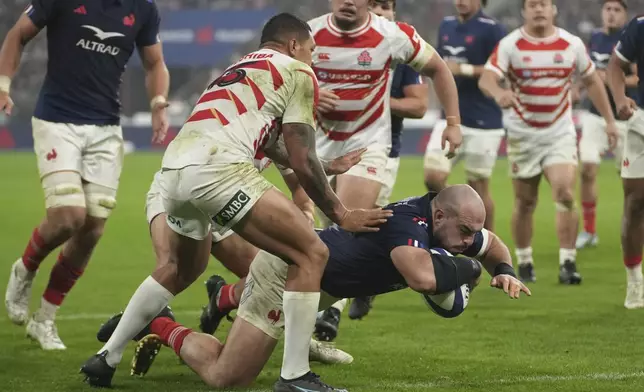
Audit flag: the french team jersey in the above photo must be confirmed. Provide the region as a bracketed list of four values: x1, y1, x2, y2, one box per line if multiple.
[587, 28, 638, 116]
[390, 64, 423, 158]
[320, 193, 489, 298]
[614, 15, 644, 109]
[26, 0, 160, 125]
[437, 11, 505, 129]
[308, 13, 435, 157]
[162, 49, 318, 170]
[486, 27, 595, 134]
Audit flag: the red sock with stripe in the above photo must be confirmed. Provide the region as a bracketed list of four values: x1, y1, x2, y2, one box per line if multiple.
[150, 317, 193, 355]
[43, 252, 84, 306]
[216, 284, 238, 311]
[582, 201, 596, 235]
[22, 228, 58, 272]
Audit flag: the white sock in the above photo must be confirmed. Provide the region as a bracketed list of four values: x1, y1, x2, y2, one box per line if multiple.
[559, 248, 576, 266]
[35, 297, 59, 322]
[99, 276, 174, 368]
[626, 263, 643, 283]
[281, 291, 320, 380]
[515, 247, 533, 266]
[331, 299, 348, 313]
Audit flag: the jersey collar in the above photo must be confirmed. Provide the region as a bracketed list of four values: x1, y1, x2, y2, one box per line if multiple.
[327, 12, 372, 37]
[519, 26, 560, 44]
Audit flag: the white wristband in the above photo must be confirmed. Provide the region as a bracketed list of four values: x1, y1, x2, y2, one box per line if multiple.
[0, 76, 11, 94]
[460, 64, 475, 76]
[150, 95, 167, 110]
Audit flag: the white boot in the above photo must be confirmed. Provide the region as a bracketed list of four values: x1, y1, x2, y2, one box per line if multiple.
[309, 338, 353, 365]
[5, 258, 36, 325]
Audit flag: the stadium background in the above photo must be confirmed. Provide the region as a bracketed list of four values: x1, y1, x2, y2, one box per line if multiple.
[2, 1, 644, 392]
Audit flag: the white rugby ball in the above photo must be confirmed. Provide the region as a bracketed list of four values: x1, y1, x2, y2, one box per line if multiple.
[421, 248, 470, 319]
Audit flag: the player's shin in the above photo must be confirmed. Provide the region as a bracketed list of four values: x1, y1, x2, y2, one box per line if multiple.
[580, 163, 598, 235]
[281, 289, 321, 380]
[99, 276, 174, 367]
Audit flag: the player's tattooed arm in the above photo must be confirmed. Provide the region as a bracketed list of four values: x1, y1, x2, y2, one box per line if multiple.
[264, 136, 365, 176]
[281, 122, 347, 223]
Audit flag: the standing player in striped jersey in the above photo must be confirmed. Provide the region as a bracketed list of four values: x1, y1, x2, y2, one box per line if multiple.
[314, 0, 431, 330]
[576, 0, 636, 250]
[479, 0, 618, 284]
[423, 0, 506, 233]
[607, 14, 644, 308]
[308, 0, 462, 227]
[2, 0, 169, 350]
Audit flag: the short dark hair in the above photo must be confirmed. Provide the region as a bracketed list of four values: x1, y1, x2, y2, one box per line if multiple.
[372, 0, 396, 10]
[604, 0, 628, 10]
[260, 13, 312, 46]
[523, 0, 555, 7]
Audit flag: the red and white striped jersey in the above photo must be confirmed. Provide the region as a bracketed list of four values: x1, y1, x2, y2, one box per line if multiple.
[485, 27, 594, 134]
[308, 13, 435, 157]
[162, 49, 318, 169]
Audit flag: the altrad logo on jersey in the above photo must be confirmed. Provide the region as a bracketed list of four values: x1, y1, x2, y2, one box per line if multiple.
[213, 190, 251, 226]
[77, 25, 124, 56]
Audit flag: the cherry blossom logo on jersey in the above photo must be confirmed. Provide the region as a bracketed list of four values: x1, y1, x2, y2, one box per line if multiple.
[553, 53, 564, 64]
[357, 50, 372, 67]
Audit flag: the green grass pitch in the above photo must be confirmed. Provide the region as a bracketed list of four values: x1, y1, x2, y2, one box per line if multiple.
[0, 152, 642, 392]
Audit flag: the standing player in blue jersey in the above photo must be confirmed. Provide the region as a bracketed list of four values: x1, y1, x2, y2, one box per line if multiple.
[423, 0, 506, 233]
[576, 0, 637, 250]
[322, 0, 431, 324]
[1, 0, 169, 350]
[607, 13, 644, 309]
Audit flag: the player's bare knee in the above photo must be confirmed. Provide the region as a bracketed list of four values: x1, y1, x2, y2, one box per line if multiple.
[307, 240, 330, 270]
[424, 170, 448, 192]
[77, 217, 106, 246]
[46, 207, 86, 237]
[580, 166, 596, 183]
[515, 195, 538, 213]
[84, 183, 117, 219]
[553, 187, 575, 210]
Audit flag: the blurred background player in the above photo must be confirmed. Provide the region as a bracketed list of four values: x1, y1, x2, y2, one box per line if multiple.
[607, 12, 644, 308]
[479, 0, 618, 284]
[338, 0, 430, 323]
[306, 0, 461, 328]
[576, 0, 637, 249]
[423, 0, 506, 232]
[1, 0, 169, 350]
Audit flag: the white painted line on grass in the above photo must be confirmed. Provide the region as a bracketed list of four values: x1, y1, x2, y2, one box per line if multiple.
[0, 309, 204, 322]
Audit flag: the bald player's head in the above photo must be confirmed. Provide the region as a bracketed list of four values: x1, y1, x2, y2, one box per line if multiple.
[431, 185, 486, 254]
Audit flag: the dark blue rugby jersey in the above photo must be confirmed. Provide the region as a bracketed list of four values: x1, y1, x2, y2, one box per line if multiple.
[319, 193, 488, 299]
[615, 15, 644, 109]
[587, 29, 638, 116]
[437, 11, 505, 129]
[26, 0, 161, 125]
[389, 64, 422, 158]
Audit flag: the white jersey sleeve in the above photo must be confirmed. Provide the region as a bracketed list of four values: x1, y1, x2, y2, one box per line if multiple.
[388, 22, 436, 72]
[485, 35, 514, 77]
[282, 64, 319, 129]
[572, 36, 595, 77]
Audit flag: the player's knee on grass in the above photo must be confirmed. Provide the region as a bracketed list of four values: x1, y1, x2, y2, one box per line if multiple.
[83, 182, 117, 219]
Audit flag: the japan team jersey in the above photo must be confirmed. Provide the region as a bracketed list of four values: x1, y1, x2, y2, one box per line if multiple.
[308, 13, 435, 156]
[319, 193, 489, 298]
[587, 28, 638, 116]
[438, 11, 505, 129]
[614, 15, 644, 109]
[162, 49, 318, 169]
[26, 0, 160, 126]
[486, 27, 595, 133]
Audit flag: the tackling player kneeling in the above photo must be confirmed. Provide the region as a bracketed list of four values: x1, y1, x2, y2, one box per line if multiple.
[80, 13, 391, 392]
[96, 185, 529, 391]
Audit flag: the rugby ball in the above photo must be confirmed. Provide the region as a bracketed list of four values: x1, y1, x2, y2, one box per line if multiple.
[421, 248, 470, 318]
